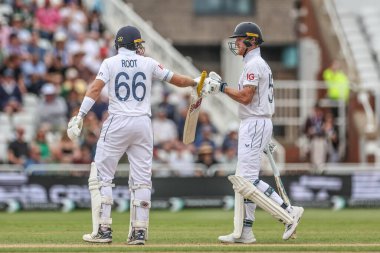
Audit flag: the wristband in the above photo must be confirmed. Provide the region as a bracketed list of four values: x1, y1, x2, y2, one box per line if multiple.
[78, 96, 95, 117]
[220, 83, 228, 93]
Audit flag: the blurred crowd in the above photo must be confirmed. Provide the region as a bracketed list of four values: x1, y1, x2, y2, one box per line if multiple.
[0, 0, 238, 176]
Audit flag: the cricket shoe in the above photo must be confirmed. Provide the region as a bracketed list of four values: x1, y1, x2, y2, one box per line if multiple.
[218, 231, 256, 244]
[127, 229, 146, 245]
[83, 226, 112, 243]
[283, 206, 304, 240]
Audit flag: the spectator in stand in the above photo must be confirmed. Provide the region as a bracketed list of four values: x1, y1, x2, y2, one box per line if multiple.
[81, 130, 98, 160]
[169, 140, 197, 177]
[69, 47, 92, 82]
[51, 132, 80, 163]
[24, 144, 42, 167]
[304, 103, 326, 169]
[38, 83, 68, 131]
[47, 31, 70, 68]
[158, 91, 176, 121]
[21, 51, 46, 95]
[194, 111, 217, 146]
[10, 14, 31, 45]
[65, 90, 82, 119]
[7, 127, 29, 165]
[0, 68, 23, 114]
[0, 17, 11, 51]
[5, 33, 28, 58]
[220, 123, 239, 163]
[84, 36, 109, 74]
[90, 95, 108, 121]
[324, 111, 340, 163]
[35, 0, 61, 40]
[59, 0, 88, 36]
[77, 144, 93, 164]
[61, 67, 87, 99]
[87, 9, 105, 35]
[82, 111, 101, 138]
[196, 143, 219, 176]
[222, 123, 239, 155]
[322, 60, 350, 117]
[1, 54, 25, 89]
[176, 105, 188, 142]
[33, 125, 52, 162]
[25, 31, 47, 63]
[194, 125, 216, 149]
[152, 108, 178, 147]
[11, 0, 34, 28]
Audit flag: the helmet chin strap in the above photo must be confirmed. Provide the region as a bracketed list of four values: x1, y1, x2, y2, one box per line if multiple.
[243, 48, 249, 57]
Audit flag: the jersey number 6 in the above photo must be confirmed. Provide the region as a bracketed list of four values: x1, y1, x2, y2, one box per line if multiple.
[115, 72, 146, 102]
[268, 73, 274, 103]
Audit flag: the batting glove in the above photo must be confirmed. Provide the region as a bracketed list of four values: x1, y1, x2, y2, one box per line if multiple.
[67, 115, 83, 141]
[202, 71, 227, 96]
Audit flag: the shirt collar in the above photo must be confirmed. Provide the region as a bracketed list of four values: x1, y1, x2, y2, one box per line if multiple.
[118, 47, 136, 55]
[243, 47, 261, 63]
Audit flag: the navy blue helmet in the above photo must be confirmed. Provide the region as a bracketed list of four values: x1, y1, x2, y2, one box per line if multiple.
[229, 22, 264, 45]
[114, 26, 145, 53]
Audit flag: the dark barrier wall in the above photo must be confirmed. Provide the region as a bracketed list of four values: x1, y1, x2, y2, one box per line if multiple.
[0, 172, 379, 211]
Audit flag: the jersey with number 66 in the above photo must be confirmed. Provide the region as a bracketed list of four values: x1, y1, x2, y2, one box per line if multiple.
[238, 47, 274, 119]
[96, 47, 173, 117]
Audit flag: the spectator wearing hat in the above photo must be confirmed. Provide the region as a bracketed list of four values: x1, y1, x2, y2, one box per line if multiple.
[61, 67, 87, 98]
[46, 31, 70, 68]
[69, 46, 93, 82]
[38, 83, 68, 131]
[196, 143, 219, 176]
[0, 68, 23, 114]
[10, 14, 31, 45]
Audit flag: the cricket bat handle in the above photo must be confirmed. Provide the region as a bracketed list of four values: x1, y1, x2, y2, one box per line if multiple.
[197, 71, 207, 97]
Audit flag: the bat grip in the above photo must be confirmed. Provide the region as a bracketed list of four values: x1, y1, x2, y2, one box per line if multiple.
[196, 71, 207, 97]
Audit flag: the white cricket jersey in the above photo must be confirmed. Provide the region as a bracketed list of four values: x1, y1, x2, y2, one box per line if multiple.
[95, 48, 173, 117]
[238, 47, 275, 119]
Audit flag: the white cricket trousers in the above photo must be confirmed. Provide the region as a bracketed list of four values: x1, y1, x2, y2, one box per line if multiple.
[237, 117, 273, 181]
[94, 114, 153, 219]
[237, 117, 287, 224]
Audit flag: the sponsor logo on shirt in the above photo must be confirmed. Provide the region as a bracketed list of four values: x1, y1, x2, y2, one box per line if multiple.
[247, 73, 255, 81]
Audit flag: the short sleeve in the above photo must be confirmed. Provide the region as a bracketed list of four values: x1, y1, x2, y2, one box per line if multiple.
[243, 62, 260, 87]
[151, 58, 173, 82]
[95, 60, 110, 84]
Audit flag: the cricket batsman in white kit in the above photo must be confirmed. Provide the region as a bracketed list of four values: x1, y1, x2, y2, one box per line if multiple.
[202, 22, 304, 243]
[67, 26, 204, 245]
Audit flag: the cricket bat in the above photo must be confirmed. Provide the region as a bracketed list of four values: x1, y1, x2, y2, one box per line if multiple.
[182, 71, 207, 144]
[264, 143, 297, 239]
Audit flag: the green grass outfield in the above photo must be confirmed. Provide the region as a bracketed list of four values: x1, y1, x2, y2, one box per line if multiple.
[0, 209, 379, 252]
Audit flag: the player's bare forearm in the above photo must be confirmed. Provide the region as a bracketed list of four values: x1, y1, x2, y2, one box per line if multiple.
[169, 73, 196, 88]
[224, 85, 256, 105]
[84, 79, 105, 101]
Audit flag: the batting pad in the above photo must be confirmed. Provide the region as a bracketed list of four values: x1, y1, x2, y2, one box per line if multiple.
[228, 175, 293, 224]
[233, 192, 244, 238]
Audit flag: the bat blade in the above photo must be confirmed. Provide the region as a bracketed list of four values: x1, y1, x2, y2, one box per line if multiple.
[183, 71, 207, 144]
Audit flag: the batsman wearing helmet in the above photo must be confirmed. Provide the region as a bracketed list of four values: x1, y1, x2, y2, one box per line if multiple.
[202, 22, 304, 243]
[67, 25, 204, 245]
